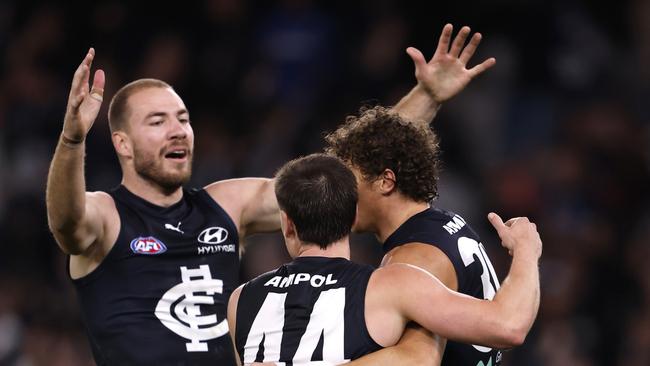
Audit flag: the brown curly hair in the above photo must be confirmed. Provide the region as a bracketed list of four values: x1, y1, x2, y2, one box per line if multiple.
[325, 105, 441, 203]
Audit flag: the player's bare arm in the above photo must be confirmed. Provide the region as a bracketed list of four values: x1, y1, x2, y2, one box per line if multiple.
[46, 48, 117, 259]
[345, 324, 443, 366]
[366, 213, 541, 349]
[393, 23, 496, 126]
[344, 245, 454, 366]
[205, 178, 280, 239]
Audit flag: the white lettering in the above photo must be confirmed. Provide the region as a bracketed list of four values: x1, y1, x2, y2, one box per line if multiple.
[310, 275, 325, 287]
[280, 274, 295, 288]
[264, 276, 282, 287]
[263, 273, 338, 288]
[443, 215, 467, 235]
[197, 244, 236, 255]
[294, 273, 310, 284]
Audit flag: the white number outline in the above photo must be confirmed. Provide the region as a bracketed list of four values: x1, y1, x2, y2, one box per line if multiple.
[457, 236, 501, 353]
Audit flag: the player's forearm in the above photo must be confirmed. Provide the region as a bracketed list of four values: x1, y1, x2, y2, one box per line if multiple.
[346, 348, 405, 366]
[392, 84, 441, 127]
[492, 250, 540, 345]
[46, 134, 88, 235]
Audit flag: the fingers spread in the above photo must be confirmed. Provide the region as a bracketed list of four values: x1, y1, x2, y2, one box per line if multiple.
[436, 23, 453, 55]
[459, 33, 482, 64]
[468, 58, 496, 78]
[449, 26, 471, 57]
[406, 47, 427, 69]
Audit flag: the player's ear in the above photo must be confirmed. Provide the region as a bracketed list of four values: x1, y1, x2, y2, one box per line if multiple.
[280, 211, 296, 239]
[378, 168, 396, 195]
[112, 131, 133, 159]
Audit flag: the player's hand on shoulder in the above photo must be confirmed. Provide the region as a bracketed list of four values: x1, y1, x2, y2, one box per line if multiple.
[487, 212, 542, 259]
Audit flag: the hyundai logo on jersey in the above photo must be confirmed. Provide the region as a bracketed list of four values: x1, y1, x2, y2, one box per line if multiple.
[198, 227, 228, 245]
[130, 236, 168, 255]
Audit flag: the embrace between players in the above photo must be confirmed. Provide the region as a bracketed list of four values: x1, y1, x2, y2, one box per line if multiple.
[46, 24, 541, 366]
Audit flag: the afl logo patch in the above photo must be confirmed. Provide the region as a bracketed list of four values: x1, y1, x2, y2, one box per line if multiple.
[198, 227, 228, 245]
[130, 236, 168, 255]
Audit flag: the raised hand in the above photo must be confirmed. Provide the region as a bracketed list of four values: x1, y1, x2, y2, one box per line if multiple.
[62, 48, 105, 143]
[406, 24, 496, 104]
[487, 212, 542, 259]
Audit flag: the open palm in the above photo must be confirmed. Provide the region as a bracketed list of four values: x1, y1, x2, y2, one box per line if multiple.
[407, 24, 496, 103]
[63, 48, 105, 142]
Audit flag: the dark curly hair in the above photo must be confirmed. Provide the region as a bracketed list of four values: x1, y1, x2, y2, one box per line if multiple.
[325, 105, 441, 203]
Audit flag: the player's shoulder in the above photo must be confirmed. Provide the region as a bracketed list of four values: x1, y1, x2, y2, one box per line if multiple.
[86, 190, 114, 202]
[402, 207, 466, 232]
[427, 207, 478, 236]
[370, 262, 440, 295]
[386, 207, 480, 256]
[246, 267, 281, 286]
[243, 264, 299, 295]
[85, 190, 118, 214]
[428, 207, 464, 223]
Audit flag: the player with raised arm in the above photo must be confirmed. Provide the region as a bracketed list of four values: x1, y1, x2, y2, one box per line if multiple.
[46, 49, 278, 365]
[228, 154, 541, 366]
[45, 24, 485, 364]
[326, 24, 511, 366]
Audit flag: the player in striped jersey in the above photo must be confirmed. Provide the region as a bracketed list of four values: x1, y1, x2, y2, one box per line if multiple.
[229, 154, 541, 366]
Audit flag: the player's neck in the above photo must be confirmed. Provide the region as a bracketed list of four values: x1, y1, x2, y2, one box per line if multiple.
[375, 198, 430, 243]
[121, 173, 183, 207]
[297, 237, 350, 260]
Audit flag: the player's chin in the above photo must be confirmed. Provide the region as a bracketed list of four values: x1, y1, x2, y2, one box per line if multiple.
[162, 168, 192, 187]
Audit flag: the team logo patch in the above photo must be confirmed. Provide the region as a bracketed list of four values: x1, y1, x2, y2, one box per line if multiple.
[155, 265, 228, 352]
[130, 236, 168, 255]
[198, 227, 228, 245]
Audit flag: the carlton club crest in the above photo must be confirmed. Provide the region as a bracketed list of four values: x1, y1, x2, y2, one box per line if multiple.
[154, 265, 229, 351]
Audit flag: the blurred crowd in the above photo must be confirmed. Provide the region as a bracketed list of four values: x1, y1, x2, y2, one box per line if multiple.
[0, 0, 648, 365]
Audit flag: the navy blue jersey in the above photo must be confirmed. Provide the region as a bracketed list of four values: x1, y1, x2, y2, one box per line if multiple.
[70, 185, 239, 365]
[384, 207, 502, 366]
[235, 257, 382, 365]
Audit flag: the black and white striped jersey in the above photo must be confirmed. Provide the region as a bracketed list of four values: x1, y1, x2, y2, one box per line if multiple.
[235, 257, 382, 365]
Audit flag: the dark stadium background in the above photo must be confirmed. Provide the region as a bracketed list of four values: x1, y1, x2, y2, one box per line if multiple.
[0, 0, 648, 364]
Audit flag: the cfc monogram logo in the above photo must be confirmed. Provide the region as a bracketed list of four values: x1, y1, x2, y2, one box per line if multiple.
[155, 265, 229, 352]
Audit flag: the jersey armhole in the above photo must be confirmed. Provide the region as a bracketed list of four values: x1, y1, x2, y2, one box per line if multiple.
[197, 188, 241, 245]
[357, 266, 384, 353]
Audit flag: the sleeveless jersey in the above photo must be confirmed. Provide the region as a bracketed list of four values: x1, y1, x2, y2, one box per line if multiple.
[383, 207, 503, 366]
[70, 185, 240, 365]
[235, 257, 382, 365]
